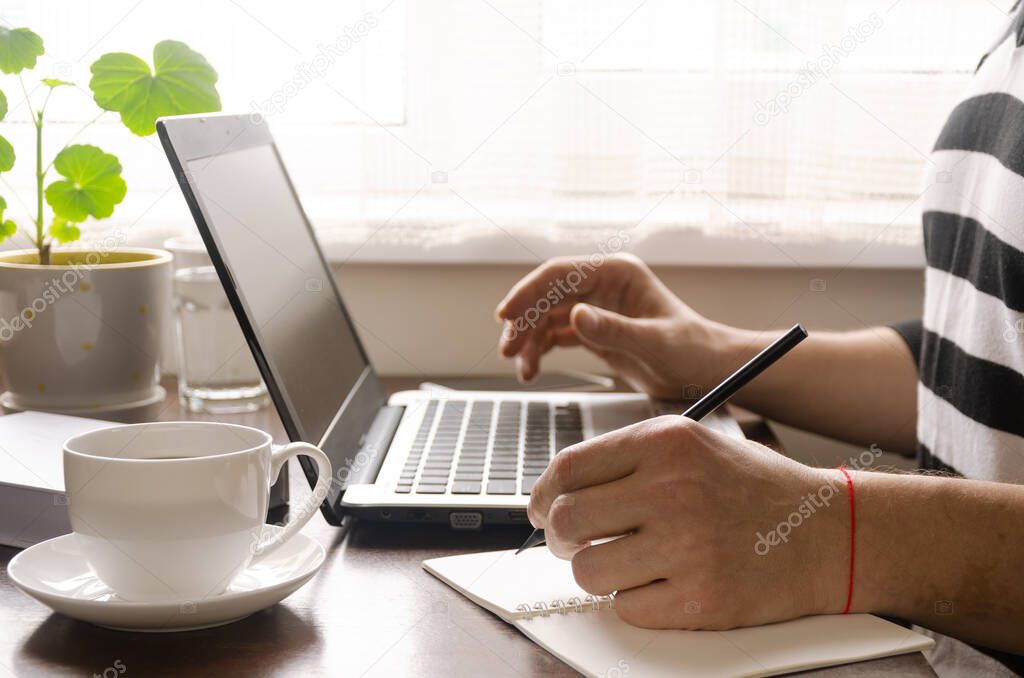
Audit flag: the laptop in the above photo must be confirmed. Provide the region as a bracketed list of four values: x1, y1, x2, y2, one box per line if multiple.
[157, 114, 743, 529]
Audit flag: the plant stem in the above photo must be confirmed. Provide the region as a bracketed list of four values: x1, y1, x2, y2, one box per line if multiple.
[35, 102, 46, 265]
[35, 116, 43, 253]
[18, 75, 48, 264]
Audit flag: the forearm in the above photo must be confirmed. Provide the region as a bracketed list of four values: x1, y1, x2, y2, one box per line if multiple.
[835, 471, 1024, 654]
[708, 325, 918, 454]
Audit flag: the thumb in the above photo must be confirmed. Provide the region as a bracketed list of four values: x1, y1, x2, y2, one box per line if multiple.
[570, 303, 646, 353]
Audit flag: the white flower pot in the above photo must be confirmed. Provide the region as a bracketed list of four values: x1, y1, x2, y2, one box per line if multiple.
[0, 248, 171, 410]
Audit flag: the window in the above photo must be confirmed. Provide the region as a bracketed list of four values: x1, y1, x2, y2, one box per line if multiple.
[0, 0, 1006, 266]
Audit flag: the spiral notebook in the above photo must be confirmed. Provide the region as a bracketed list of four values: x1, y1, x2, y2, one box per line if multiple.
[423, 547, 933, 678]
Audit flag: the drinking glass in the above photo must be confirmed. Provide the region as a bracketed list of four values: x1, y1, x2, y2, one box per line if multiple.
[172, 263, 270, 414]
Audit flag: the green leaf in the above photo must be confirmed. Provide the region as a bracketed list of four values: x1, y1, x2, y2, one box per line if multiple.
[0, 220, 15, 243]
[0, 134, 14, 172]
[49, 217, 80, 244]
[41, 77, 73, 89]
[0, 28, 44, 75]
[44, 144, 126, 222]
[89, 40, 221, 136]
[0, 199, 15, 243]
[0, 89, 7, 121]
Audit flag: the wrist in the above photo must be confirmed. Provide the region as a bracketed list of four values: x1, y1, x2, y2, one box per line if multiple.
[803, 466, 858, 616]
[839, 470, 922, 619]
[812, 469, 915, 618]
[711, 325, 801, 410]
[694, 320, 748, 384]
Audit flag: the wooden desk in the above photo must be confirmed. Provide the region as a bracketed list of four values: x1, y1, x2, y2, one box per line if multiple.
[0, 377, 935, 677]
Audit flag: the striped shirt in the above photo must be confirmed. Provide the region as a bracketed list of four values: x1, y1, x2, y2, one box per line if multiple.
[895, 7, 1024, 485]
[892, 5, 1024, 674]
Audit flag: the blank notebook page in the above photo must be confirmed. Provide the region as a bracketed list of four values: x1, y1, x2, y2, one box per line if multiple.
[423, 548, 934, 678]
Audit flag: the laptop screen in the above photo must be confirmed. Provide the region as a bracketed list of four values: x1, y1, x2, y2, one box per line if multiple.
[185, 144, 368, 444]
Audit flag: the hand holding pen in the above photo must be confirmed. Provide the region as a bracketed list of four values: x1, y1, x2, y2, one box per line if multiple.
[517, 324, 808, 554]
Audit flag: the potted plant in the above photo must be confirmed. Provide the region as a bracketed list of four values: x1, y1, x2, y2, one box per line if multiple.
[0, 27, 221, 416]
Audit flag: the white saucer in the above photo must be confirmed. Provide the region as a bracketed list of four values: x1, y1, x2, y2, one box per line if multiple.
[0, 386, 167, 423]
[8, 526, 325, 632]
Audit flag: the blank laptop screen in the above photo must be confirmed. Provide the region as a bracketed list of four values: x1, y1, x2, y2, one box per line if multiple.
[186, 144, 367, 443]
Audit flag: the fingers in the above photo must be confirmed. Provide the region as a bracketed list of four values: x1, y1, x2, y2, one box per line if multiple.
[613, 580, 690, 629]
[496, 255, 655, 385]
[528, 422, 649, 529]
[500, 303, 572, 359]
[495, 257, 601, 322]
[515, 326, 555, 382]
[543, 478, 650, 558]
[504, 306, 581, 382]
[516, 328, 582, 382]
[496, 254, 666, 374]
[571, 303, 653, 356]
[571, 533, 668, 595]
[549, 326, 581, 348]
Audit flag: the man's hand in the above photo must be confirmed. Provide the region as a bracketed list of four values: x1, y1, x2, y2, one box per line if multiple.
[495, 254, 919, 453]
[528, 416, 1024, 654]
[495, 254, 728, 399]
[528, 416, 848, 630]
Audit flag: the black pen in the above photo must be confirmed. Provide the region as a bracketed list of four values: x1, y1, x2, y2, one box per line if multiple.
[515, 323, 809, 555]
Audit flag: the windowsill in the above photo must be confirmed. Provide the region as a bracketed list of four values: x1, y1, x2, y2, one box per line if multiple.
[55, 224, 926, 270]
[321, 229, 925, 269]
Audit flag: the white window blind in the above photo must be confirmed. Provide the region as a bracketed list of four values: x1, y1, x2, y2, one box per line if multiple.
[0, 0, 1006, 264]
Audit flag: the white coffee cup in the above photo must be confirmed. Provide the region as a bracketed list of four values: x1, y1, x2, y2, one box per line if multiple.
[63, 421, 331, 603]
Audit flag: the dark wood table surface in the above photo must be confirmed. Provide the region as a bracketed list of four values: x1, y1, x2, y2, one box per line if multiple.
[0, 377, 934, 677]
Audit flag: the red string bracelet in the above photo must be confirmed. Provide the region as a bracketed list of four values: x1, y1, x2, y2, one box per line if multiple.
[837, 465, 855, 615]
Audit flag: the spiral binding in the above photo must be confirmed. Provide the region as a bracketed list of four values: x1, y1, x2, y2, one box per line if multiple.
[515, 594, 615, 620]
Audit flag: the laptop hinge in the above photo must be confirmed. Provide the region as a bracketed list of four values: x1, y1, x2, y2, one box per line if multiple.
[343, 405, 404, 487]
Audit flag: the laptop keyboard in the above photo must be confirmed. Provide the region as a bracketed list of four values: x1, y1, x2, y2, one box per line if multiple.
[395, 400, 583, 496]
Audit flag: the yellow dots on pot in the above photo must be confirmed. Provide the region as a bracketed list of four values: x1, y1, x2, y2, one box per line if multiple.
[82, 341, 93, 351]
[24, 310, 34, 320]
[79, 282, 92, 292]
[36, 383, 46, 393]
[138, 304, 148, 315]
[131, 371, 141, 381]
